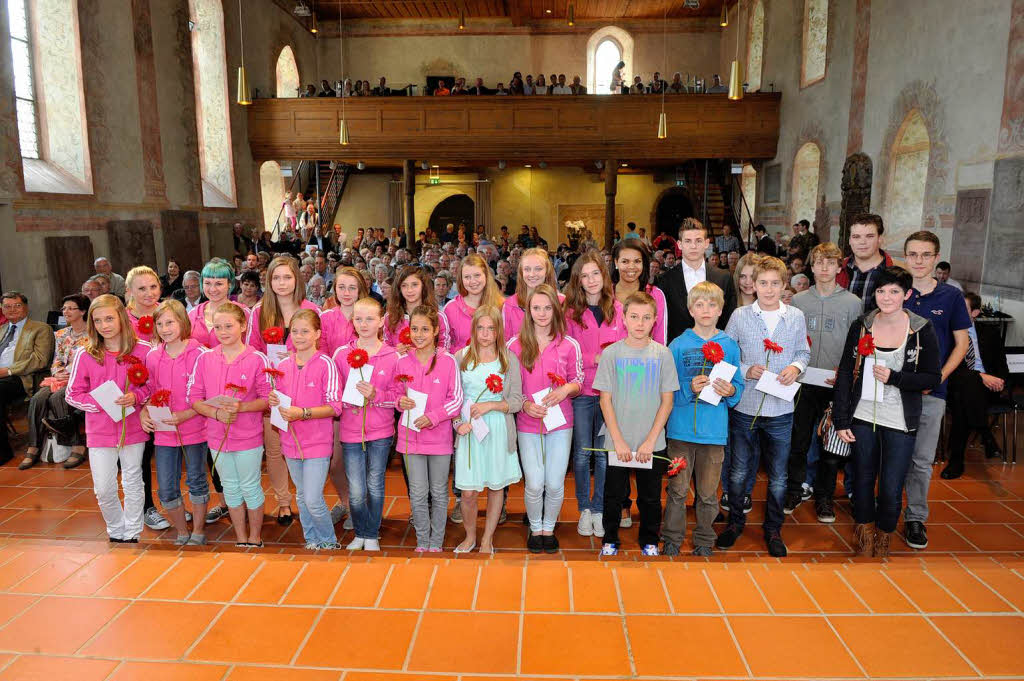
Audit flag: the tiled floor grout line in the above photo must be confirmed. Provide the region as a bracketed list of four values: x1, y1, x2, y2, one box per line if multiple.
[277, 560, 309, 605]
[946, 524, 984, 552]
[822, 613, 871, 679]
[835, 569, 875, 614]
[469, 564, 482, 610]
[183, 557, 226, 601]
[922, 614, 985, 678]
[566, 563, 575, 612]
[399, 563, 437, 672]
[921, 568, 972, 613]
[611, 568, 638, 678]
[180, 602, 231, 659]
[229, 559, 268, 603]
[656, 568, 675, 614]
[515, 563, 526, 675]
[373, 564, 396, 608]
[71, 597, 134, 656]
[703, 570, 752, 677]
[325, 562, 351, 608]
[955, 562, 1019, 612]
[90, 552, 147, 595]
[745, 569, 774, 613]
[136, 555, 184, 599]
[2, 548, 63, 592]
[287, 598, 328, 666]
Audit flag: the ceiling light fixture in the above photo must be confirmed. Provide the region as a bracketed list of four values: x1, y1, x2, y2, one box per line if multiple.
[567, 3, 575, 26]
[524, 164, 532, 168]
[338, 18, 348, 144]
[658, 6, 667, 139]
[235, 0, 251, 105]
[310, 0, 318, 34]
[720, 2, 728, 27]
[729, 0, 743, 100]
[458, 7, 465, 30]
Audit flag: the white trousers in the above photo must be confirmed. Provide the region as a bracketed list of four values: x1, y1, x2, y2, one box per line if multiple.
[89, 443, 146, 540]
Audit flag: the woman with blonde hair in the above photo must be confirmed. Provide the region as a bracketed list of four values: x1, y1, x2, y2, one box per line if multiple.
[125, 266, 162, 344]
[503, 247, 562, 339]
[733, 252, 763, 308]
[443, 253, 504, 350]
[452, 306, 523, 554]
[321, 266, 369, 355]
[66, 294, 153, 542]
[245, 255, 319, 526]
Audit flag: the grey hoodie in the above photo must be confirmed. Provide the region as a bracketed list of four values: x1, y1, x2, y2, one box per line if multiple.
[791, 284, 862, 372]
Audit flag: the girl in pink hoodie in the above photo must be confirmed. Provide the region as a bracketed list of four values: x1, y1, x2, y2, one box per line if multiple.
[141, 299, 209, 545]
[320, 266, 368, 356]
[333, 297, 399, 551]
[507, 285, 583, 554]
[442, 253, 505, 350]
[268, 310, 343, 550]
[65, 294, 154, 543]
[384, 266, 451, 352]
[395, 305, 463, 551]
[502, 247, 564, 339]
[188, 303, 272, 547]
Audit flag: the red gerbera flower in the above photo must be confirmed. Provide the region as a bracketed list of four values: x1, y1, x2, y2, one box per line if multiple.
[485, 374, 503, 394]
[150, 389, 171, 407]
[667, 457, 687, 477]
[224, 382, 246, 394]
[394, 374, 414, 384]
[263, 367, 285, 380]
[398, 327, 412, 346]
[763, 339, 784, 354]
[807, 334, 813, 348]
[126, 364, 149, 387]
[137, 315, 154, 335]
[347, 348, 369, 369]
[117, 354, 142, 365]
[262, 326, 285, 344]
[701, 341, 725, 364]
[547, 372, 567, 387]
[857, 334, 876, 357]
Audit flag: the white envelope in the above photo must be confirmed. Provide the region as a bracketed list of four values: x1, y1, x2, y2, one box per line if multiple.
[531, 387, 567, 431]
[754, 370, 801, 402]
[606, 451, 653, 469]
[460, 400, 490, 443]
[266, 344, 289, 367]
[147, 405, 177, 432]
[698, 361, 738, 405]
[270, 391, 292, 431]
[342, 362, 374, 407]
[90, 380, 134, 422]
[861, 357, 885, 401]
[801, 366, 836, 389]
[403, 388, 428, 432]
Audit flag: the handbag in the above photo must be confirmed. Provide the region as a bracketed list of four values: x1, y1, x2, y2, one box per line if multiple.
[817, 401, 851, 458]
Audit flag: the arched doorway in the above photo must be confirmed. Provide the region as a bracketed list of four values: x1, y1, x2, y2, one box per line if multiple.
[429, 194, 474, 238]
[653, 187, 695, 238]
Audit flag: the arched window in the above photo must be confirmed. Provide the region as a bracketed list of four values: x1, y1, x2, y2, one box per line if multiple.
[276, 46, 300, 99]
[741, 164, 757, 223]
[792, 143, 820, 225]
[189, 0, 236, 207]
[259, 161, 285, 233]
[8, 0, 92, 193]
[746, 0, 765, 92]
[886, 110, 930, 244]
[801, 0, 828, 87]
[586, 26, 634, 95]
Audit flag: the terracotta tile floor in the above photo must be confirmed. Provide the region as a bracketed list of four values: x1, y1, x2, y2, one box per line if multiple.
[0, 433, 1021, 678]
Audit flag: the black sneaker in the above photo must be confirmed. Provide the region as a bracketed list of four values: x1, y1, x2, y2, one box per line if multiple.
[720, 492, 729, 511]
[815, 497, 836, 524]
[765, 530, 787, 557]
[904, 521, 928, 550]
[742, 495, 753, 514]
[800, 485, 813, 502]
[527, 532, 544, 553]
[783, 491, 801, 515]
[542, 534, 559, 554]
[715, 524, 742, 549]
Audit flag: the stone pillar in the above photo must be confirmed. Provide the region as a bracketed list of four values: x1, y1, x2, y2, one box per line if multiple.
[403, 160, 415, 248]
[604, 160, 618, 249]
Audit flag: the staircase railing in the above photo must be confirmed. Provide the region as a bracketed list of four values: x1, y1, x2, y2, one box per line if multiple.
[318, 163, 350, 234]
[271, 160, 308, 240]
[731, 174, 757, 249]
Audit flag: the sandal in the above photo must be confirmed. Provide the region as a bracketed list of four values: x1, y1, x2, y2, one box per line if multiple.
[63, 448, 87, 469]
[18, 449, 39, 471]
[276, 508, 293, 526]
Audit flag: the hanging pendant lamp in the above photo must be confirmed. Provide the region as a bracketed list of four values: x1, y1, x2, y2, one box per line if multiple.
[728, 0, 743, 100]
[567, 3, 574, 26]
[236, 0, 250, 104]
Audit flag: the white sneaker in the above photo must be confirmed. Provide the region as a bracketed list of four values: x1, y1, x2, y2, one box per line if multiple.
[363, 538, 381, 551]
[346, 537, 365, 550]
[591, 513, 605, 537]
[577, 509, 593, 536]
[619, 514, 633, 528]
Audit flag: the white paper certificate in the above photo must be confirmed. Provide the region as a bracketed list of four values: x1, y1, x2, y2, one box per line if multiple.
[342, 363, 374, 407]
[861, 357, 885, 401]
[754, 370, 801, 402]
[698, 361, 738, 405]
[531, 387, 568, 431]
[147, 405, 177, 432]
[606, 451, 653, 469]
[801, 367, 836, 388]
[460, 400, 490, 443]
[90, 380, 134, 422]
[403, 388, 428, 432]
[266, 344, 289, 367]
[270, 391, 292, 431]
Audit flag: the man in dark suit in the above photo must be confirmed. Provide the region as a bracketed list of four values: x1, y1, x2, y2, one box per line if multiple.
[372, 77, 391, 97]
[171, 272, 207, 313]
[0, 292, 54, 465]
[656, 218, 737, 344]
[753, 224, 777, 256]
[468, 77, 491, 95]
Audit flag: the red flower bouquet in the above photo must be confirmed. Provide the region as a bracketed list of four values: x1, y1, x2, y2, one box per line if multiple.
[398, 327, 412, 347]
[137, 315, 154, 337]
[262, 326, 284, 344]
[751, 339, 783, 429]
[464, 373, 504, 469]
[858, 333, 878, 430]
[347, 349, 370, 448]
[695, 341, 725, 430]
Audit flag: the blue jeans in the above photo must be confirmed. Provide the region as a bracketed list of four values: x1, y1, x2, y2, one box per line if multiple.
[571, 395, 606, 514]
[728, 411, 792, 534]
[518, 429, 572, 532]
[343, 437, 391, 540]
[154, 443, 209, 509]
[285, 457, 336, 545]
[851, 420, 916, 532]
[720, 438, 759, 497]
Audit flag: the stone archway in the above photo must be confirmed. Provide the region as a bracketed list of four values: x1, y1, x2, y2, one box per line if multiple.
[839, 153, 873, 253]
[428, 194, 475, 238]
[650, 186, 696, 238]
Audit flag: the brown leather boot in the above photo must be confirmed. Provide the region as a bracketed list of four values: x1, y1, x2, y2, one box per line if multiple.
[853, 523, 875, 557]
[873, 528, 891, 558]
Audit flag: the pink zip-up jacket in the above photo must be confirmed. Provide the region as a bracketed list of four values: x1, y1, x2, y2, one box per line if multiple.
[502, 292, 566, 340]
[647, 284, 668, 346]
[320, 306, 357, 357]
[394, 350, 463, 455]
[384, 311, 451, 352]
[66, 342, 154, 448]
[186, 345, 272, 452]
[244, 299, 321, 355]
[188, 300, 251, 349]
[144, 339, 207, 446]
[564, 300, 627, 396]
[273, 351, 342, 459]
[127, 309, 157, 344]
[507, 334, 583, 434]
[332, 342, 400, 443]
[442, 295, 479, 351]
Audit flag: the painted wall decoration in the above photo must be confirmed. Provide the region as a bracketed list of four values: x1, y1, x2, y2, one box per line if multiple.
[982, 159, 1024, 301]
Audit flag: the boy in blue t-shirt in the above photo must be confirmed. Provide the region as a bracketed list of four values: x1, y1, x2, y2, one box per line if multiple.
[662, 282, 744, 556]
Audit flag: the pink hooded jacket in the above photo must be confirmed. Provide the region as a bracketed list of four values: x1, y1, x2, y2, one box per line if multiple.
[502, 291, 566, 341]
[332, 342, 400, 444]
[188, 300, 251, 349]
[320, 306, 358, 357]
[507, 334, 583, 434]
[384, 311, 452, 352]
[66, 342, 154, 448]
[144, 339, 207, 446]
[272, 351, 342, 459]
[394, 350, 463, 455]
[186, 345, 272, 452]
[244, 299, 321, 355]
[564, 300, 627, 396]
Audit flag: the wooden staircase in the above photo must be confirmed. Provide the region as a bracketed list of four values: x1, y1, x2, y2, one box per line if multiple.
[686, 163, 726, 237]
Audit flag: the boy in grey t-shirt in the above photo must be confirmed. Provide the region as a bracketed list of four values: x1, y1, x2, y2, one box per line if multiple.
[594, 292, 679, 556]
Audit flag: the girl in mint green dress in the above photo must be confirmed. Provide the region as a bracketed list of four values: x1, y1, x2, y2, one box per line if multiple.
[452, 305, 523, 554]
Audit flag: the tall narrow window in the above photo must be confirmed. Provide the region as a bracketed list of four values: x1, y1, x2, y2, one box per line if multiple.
[801, 0, 827, 87]
[594, 39, 622, 95]
[190, 0, 236, 207]
[8, 0, 38, 159]
[276, 45, 300, 98]
[887, 110, 930, 245]
[746, 0, 764, 92]
[741, 164, 757, 223]
[259, 161, 285, 232]
[586, 26, 633, 95]
[792, 143, 820, 226]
